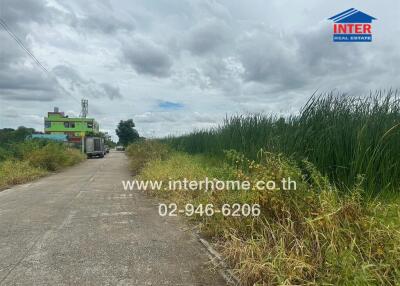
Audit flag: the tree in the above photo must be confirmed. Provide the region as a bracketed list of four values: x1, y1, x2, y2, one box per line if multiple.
[98, 131, 116, 148]
[0, 126, 35, 145]
[115, 119, 139, 146]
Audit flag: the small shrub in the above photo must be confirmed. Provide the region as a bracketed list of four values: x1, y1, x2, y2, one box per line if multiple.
[126, 140, 170, 173]
[63, 148, 86, 166]
[24, 143, 84, 171]
[0, 146, 12, 162]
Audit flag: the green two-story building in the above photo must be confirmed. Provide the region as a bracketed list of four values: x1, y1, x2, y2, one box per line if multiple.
[44, 107, 99, 143]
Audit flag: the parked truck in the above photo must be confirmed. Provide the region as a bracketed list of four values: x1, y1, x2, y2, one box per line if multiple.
[85, 137, 105, 158]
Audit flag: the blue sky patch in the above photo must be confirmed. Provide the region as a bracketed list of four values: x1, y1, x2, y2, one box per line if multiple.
[158, 101, 184, 110]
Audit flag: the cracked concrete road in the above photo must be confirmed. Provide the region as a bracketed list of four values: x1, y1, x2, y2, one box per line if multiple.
[0, 151, 226, 286]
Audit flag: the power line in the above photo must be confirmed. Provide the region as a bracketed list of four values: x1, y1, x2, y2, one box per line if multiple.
[0, 15, 111, 127]
[0, 17, 80, 103]
[0, 18, 49, 74]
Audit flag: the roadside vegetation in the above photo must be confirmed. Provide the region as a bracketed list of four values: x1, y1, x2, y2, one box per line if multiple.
[127, 92, 400, 285]
[166, 91, 400, 196]
[0, 127, 85, 189]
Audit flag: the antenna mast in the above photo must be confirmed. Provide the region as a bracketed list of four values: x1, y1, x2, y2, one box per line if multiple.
[80, 99, 88, 118]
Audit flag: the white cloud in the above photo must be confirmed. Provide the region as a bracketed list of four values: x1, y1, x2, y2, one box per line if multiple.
[1, 0, 399, 139]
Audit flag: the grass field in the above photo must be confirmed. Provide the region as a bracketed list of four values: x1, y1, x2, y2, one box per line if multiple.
[127, 92, 400, 285]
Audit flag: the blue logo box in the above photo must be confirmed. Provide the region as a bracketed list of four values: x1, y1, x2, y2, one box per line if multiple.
[333, 34, 372, 42]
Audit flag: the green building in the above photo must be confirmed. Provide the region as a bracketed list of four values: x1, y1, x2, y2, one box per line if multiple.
[44, 107, 99, 143]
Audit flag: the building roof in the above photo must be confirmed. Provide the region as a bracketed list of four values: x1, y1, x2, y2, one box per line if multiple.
[329, 8, 377, 23]
[31, 134, 68, 141]
[45, 117, 96, 122]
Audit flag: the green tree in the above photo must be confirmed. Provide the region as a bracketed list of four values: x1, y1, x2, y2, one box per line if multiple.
[0, 127, 35, 145]
[115, 119, 139, 146]
[98, 131, 116, 148]
[0, 127, 36, 161]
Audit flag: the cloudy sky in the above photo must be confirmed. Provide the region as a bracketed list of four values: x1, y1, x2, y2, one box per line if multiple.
[0, 0, 399, 139]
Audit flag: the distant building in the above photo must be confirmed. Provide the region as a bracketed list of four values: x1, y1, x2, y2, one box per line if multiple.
[44, 107, 99, 143]
[31, 133, 68, 142]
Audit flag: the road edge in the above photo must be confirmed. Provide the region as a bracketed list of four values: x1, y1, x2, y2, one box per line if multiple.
[195, 233, 240, 286]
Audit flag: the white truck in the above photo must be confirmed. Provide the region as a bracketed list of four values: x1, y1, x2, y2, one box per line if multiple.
[85, 137, 105, 158]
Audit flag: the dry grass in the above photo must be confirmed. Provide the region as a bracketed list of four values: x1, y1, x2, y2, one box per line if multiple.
[0, 160, 47, 189]
[127, 141, 400, 285]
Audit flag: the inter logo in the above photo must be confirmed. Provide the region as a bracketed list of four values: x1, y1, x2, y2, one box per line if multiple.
[328, 8, 377, 42]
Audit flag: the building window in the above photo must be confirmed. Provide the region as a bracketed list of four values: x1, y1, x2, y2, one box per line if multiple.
[64, 122, 76, 128]
[45, 121, 51, 128]
[87, 122, 93, 129]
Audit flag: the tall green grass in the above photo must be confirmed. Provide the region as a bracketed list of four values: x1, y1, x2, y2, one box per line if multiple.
[166, 91, 400, 195]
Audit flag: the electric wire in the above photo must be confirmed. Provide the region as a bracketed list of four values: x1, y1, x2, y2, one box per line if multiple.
[0, 17, 80, 103]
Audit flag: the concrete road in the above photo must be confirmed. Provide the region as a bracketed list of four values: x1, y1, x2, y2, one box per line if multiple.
[0, 152, 225, 285]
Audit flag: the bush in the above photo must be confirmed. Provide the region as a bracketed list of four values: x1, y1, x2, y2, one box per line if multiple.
[0, 146, 12, 162]
[0, 141, 84, 189]
[126, 140, 171, 173]
[24, 143, 84, 171]
[216, 151, 400, 285]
